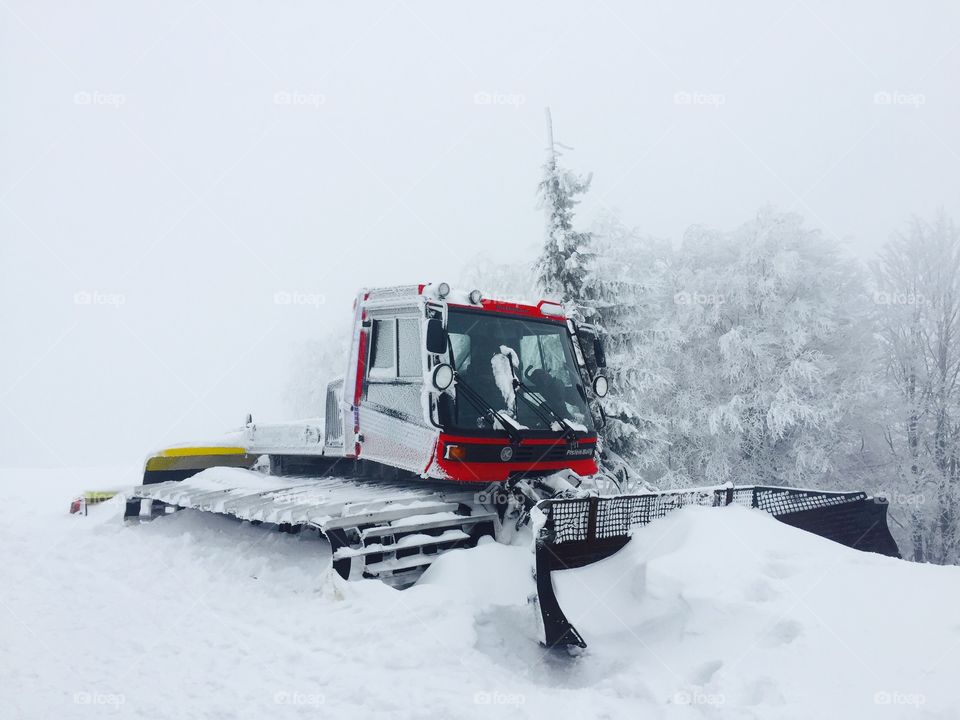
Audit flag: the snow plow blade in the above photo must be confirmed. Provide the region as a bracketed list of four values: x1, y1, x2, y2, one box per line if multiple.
[533, 485, 900, 650]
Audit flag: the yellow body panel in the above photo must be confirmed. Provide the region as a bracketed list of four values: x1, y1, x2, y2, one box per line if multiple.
[158, 446, 247, 458]
[145, 446, 251, 472]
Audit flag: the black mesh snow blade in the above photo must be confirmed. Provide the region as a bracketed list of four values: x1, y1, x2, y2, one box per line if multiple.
[533, 485, 901, 649]
[774, 496, 900, 557]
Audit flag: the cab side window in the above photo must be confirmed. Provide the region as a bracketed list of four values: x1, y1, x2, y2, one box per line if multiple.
[397, 318, 421, 377]
[370, 319, 397, 379]
[366, 315, 423, 421]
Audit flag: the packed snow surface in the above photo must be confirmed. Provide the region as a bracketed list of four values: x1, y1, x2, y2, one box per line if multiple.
[3, 467, 959, 719]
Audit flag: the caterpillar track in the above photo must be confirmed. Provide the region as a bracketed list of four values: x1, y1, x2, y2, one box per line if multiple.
[127, 468, 500, 588]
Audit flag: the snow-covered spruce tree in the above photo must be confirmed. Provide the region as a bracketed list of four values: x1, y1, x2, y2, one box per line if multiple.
[663, 209, 875, 489]
[580, 213, 676, 478]
[873, 211, 960, 564]
[535, 110, 593, 312]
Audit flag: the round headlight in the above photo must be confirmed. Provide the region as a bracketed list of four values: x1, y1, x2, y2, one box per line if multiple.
[437, 282, 451, 298]
[432, 363, 454, 391]
[592, 375, 609, 398]
[468, 289, 483, 304]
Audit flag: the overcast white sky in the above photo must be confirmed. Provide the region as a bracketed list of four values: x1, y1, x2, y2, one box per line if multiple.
[2, 1, 958, 467]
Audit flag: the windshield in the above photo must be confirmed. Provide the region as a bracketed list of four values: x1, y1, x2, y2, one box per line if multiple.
[445, 308, 594, 433]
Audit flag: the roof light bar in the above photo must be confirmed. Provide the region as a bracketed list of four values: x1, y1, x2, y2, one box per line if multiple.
[537, 300, 565, 317]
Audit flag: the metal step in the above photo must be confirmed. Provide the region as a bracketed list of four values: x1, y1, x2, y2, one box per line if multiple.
[334, 529, 471, 559]
[360, 512, 497, 541]
[319, 500, 462, 532]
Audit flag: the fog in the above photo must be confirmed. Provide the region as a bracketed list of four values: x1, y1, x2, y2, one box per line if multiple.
[2, 0, 958, 467]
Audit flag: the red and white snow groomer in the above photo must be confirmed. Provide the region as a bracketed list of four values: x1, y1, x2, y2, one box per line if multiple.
[130, 283, 899, 650]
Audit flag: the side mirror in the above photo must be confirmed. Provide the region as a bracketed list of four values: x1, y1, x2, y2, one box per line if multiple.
[432, 363, 454, 391]
[592, 375, 609, 398]
[426, 318, 447, 354]
[593, 336, 607, 368]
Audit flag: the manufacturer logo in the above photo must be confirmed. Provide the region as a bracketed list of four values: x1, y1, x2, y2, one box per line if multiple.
[499, 446, 514, 462]
[565, 446, 593, 457]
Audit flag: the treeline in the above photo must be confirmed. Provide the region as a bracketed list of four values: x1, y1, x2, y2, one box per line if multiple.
[478, 143, 960, 565]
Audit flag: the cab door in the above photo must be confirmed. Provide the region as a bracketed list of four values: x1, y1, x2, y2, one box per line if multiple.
[358, 310, 438, 474]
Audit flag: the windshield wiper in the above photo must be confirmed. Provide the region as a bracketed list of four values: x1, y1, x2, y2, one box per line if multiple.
[513, 382, 578, 440]
[452, 372, 522, 443]
[493, 349, 578, 440]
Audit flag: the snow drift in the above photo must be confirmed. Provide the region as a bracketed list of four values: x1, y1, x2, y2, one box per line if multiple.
[2, 469, 958, 719]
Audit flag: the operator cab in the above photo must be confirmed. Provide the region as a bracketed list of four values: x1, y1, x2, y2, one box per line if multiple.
[438, 306, 594, 434]
[340, 283, 609, 483]
[421, 285, 608, 481]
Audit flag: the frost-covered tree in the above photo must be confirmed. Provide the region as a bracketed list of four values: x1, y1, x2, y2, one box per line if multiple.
[536, 109, 593, 309]
[580, 213, 676, 473]
[662, 209, 875, 489]
[873, 211, 960, 564]
[560, 208, 875, 492]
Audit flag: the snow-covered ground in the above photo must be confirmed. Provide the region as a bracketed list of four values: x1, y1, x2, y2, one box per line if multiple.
[2, 467, 959, 719]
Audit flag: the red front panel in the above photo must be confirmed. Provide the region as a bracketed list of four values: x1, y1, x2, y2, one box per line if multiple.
[431, 433, 598, 483]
